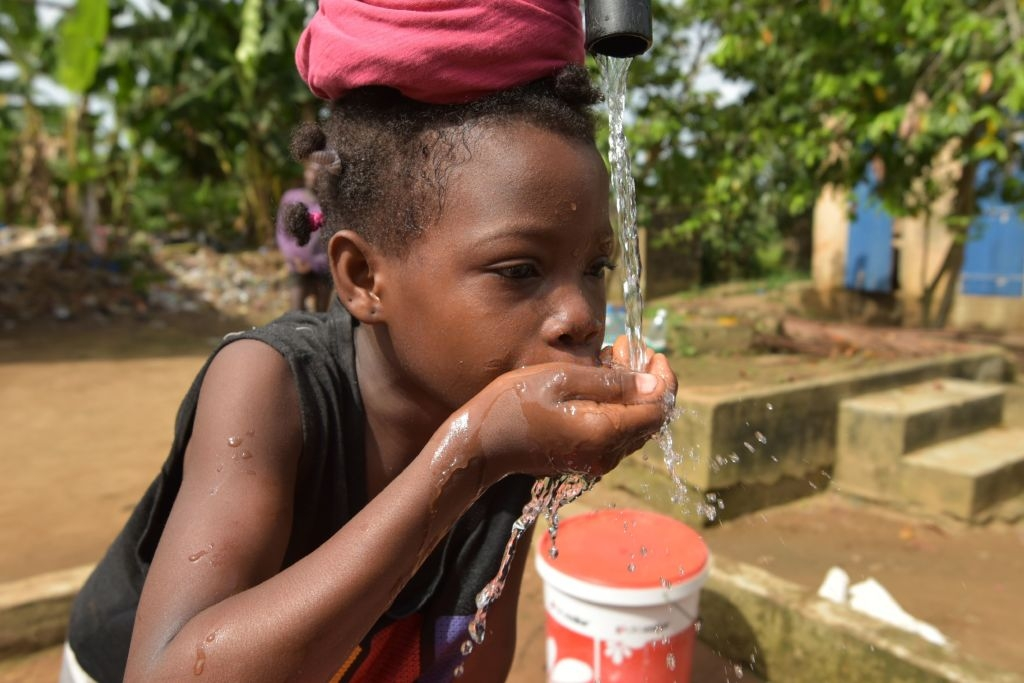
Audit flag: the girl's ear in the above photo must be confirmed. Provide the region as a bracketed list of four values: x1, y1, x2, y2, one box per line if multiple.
[328, 230, 385, 324]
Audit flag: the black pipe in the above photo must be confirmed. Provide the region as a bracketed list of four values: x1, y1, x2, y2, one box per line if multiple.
[583, 0, 653, 58]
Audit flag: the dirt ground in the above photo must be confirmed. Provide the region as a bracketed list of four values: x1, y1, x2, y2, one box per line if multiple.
[0, 311, 760, 682]
[701, 492, 1024, 674]
[1, 297, 1021, 680]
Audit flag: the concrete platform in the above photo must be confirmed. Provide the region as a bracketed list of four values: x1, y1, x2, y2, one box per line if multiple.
[0, 565, 89, 655]
[647, 349, 1011, 525]
[701, 555, 1023, 683]
[834, 379, 1006, 501]
[902, 427, 1024, 519]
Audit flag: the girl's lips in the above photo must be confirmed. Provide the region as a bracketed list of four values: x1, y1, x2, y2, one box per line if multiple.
[527, 350, 603, 368]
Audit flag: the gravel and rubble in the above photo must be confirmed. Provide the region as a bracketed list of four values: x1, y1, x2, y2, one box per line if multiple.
[0, 225, 293, 330]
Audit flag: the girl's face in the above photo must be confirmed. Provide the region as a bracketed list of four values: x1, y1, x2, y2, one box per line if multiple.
[376, 122, 613, 412]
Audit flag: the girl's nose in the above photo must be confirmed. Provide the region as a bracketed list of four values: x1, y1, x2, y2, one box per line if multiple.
[542, 285, 603, 350]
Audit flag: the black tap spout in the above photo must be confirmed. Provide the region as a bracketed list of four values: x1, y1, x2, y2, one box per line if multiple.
[583, 0, 653, 58]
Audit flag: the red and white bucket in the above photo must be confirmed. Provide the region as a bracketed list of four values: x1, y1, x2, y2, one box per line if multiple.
[535, 509, 710, 683]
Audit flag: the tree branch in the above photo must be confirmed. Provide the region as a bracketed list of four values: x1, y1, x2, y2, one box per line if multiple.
[1005, 0, 1023, 43]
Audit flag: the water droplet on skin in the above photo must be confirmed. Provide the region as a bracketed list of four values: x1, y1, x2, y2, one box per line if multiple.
[227, 436, 242, 448]
[205, 632, 216, 643]
[194, 647, 206, 675]
[627, 562, 636, 572]
[461, 640, 474, 656]
[734, 664, 745, 678]
[767, 403, 774, 411]
[453, 663, 465, 678]
[189, 544, 212, 562]
[755, 431, 767, 444]
[569, 202, 577, 211]
[666, 652, 676, 671]
[743, 441, 755, 453]
[245, 429, 255, 436]
[240, 450, 253, 459]
[468, 619, 486, 645]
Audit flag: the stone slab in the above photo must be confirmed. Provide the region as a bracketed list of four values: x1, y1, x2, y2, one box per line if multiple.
[670, 349, 1011, 492]
[0, 565, 91, 655]
[833, 379, 1005, 501]
[901, 427, 1024, 519]
[699, 555, 1023, 683]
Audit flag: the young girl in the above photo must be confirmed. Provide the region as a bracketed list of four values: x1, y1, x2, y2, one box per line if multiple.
[275, 161, 332, 313]
[64, 2, 677, 681]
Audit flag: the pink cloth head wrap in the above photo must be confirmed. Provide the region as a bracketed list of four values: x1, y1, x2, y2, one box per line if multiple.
[296, 0, 585, 104]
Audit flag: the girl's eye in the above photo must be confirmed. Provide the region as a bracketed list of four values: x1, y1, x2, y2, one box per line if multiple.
[495, 263, 540, 280]
[586, 258, 617, 278]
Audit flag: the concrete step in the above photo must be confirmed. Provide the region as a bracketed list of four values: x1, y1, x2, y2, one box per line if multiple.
[834, 379, 1005, 501]
[901, 427, 1024, 520]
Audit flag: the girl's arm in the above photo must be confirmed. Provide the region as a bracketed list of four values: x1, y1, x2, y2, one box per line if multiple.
[125, 339, 672, 682]
[126, 339, 487, 682]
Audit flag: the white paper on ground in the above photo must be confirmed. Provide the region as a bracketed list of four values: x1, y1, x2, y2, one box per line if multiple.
[816, 566, 851, 604]
[816, 566, 949, 647]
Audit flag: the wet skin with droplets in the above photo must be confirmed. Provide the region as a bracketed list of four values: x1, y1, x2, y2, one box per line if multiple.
[121, 121, 677, 682]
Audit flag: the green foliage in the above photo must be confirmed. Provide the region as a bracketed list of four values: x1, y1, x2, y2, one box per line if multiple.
[96, 0, 317, 242]
[631, 0, 1024, 322]
[678, 0, 1023, 225]
[1, 0, 318, 242]
[594, 3, 809, 284]
[55, 0, 109, 94]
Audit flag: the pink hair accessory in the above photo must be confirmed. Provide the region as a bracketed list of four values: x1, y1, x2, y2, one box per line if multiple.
[309, 210, 325, 232]
[295, 0, 585, 104]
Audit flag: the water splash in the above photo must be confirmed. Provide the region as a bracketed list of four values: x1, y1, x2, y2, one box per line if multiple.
[460, 54, 700, 672]
[466, 476, 593, 650]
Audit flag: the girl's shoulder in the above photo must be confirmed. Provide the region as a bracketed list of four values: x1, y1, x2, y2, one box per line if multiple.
[219, 303, 351, 368]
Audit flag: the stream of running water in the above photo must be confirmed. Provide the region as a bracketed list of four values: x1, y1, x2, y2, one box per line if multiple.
[459, 54, 684, 672]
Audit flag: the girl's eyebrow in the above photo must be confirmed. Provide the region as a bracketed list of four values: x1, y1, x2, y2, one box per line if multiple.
[471, 223, 563, 246]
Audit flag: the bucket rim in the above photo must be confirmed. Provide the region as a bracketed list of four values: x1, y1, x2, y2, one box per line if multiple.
[535, 551, 711, 607]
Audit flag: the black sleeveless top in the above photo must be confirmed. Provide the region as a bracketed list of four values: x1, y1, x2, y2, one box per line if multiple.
[67, 301, 534, 682]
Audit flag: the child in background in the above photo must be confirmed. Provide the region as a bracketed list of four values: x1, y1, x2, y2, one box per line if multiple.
[276, 162, 332, 312]
[63, 2, 677, 682]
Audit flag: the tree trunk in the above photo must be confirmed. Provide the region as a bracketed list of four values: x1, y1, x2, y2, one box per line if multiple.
[64, 103, 82, 239]
[922, 161, 977, 328]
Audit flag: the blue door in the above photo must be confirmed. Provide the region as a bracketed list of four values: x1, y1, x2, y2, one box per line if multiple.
[961, 200, 1024, 297]
[845, 176, 894, 293]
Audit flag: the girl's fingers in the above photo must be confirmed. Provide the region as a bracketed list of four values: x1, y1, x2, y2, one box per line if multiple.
[646, 352, 677, 396]
[611, 334, 630, 366]
[609, 335, 656, 369]
[546, 364, 667, 406]
[572, 399, 669, 457]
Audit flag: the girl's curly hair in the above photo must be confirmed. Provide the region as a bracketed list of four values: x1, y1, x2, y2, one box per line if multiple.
[283, 64, 601, 254]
